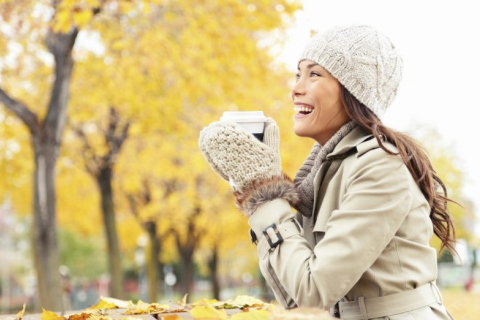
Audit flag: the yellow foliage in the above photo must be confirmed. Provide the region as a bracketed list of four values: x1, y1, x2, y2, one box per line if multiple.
[230, 310, 269, 320]
[73, 9, 93, 28]
[88, 296, 133, 309]
[41, 309, 65, 320]
[189, 304, 228, 320]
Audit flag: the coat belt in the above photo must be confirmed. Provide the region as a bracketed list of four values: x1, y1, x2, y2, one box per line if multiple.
[338, 282, 443, 320]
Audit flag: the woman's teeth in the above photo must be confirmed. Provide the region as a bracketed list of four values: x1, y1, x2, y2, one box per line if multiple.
[294, 106, 314, 114]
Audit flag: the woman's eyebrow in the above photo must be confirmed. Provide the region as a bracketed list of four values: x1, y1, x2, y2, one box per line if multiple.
[297, 63, 320, 71]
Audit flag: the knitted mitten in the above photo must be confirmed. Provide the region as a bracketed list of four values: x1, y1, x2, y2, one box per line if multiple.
[198, 119, 298, 216]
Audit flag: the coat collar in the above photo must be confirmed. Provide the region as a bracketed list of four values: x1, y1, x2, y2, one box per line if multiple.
[325, 126, 373, 159]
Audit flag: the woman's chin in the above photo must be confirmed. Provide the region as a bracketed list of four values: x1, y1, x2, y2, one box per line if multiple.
[293, 125, 310, 138]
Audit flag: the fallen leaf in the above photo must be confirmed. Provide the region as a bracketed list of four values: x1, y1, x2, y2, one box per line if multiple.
[89, 297, 132, 309]
[192, 299, 220, 306]
[189, 305, 228, 320]
[212, 296, 266, 309]
[230, 309, 269, 320]
[89, 315, 112, 320]
[177, 294, 188, 307]
[88, 301, 117, 310]
[17, 303, 26, 320]
[124, 302, 170, 315]
[68, 313, 92, 320]
[41, 309, 65, 320]
[159, 316, 182, 320]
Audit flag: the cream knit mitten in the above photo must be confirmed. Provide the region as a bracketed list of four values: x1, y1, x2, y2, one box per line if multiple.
[198, 119, 298, 216]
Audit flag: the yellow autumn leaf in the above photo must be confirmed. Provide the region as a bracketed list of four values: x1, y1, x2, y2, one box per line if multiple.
[89, 315, 112, 320]
[124, 301, 170, 315]
[41, 309, 64, 320]
[158, 316, 182, 320]
[189, 305, 227, 320]
[177, 293, 188, 307]
[192, 299, 220, 306]
[214, 296, 266, 309]
[73, 9, 93, 27]
[230, 309, 270, 320]
[228, 295, 265, 307]
[52, 10, 71, 33]
[17, 303, 26, 319]
[89, 296, 132, 309]
[88, 301, 117, 310]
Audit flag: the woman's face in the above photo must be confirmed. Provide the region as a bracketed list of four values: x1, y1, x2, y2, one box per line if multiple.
[291, 60, 350, 145]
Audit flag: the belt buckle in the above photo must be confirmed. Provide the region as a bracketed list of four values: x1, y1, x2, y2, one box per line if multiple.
[263, 223, 284, 248]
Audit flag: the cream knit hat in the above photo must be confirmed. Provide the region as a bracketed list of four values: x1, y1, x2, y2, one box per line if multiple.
[300, 25, 403, 118]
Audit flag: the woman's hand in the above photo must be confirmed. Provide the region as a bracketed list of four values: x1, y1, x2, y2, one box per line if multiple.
[199, 118, 298, 217]
[198, 118, 281, 192]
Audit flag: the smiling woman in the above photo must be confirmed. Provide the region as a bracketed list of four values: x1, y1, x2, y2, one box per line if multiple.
[292, 62, 348, 145]
[199, 24, 456, 320]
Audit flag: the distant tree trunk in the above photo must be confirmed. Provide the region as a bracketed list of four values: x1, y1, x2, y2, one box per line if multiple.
[74, 107, 130, 298]
[31, 138, 65, 312]
[178, 249, 195, 297]
[126, 181, 166, 301]
[96, 166, 123, 298]
[173, 206, 201, 298]
[0, 26, 79, 311]
[145, 220, 162, 302]
[208, 245, 220, 299]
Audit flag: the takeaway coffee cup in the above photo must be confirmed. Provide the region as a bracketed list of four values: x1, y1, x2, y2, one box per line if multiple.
[220, 111, 267, 142]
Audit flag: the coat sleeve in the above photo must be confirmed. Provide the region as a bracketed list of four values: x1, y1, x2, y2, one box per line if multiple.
[248, 150, 414, 309]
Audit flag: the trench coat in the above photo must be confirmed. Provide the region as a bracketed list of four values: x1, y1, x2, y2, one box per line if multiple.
[248, 127, 453, 319]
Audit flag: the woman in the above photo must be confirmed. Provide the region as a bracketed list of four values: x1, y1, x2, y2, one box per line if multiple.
[199, 25, 454, 319]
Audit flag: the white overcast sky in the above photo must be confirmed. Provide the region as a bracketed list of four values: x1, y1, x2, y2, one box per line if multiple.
[279, 0, 480, 215]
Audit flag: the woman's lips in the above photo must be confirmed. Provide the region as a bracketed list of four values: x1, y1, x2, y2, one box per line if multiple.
[294, 103, 314, 118]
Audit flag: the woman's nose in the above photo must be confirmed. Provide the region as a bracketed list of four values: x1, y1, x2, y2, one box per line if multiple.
[291, 78, 306, 99]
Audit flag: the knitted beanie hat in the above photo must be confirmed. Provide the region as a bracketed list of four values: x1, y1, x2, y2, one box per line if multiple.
[300, 25, 403, 118]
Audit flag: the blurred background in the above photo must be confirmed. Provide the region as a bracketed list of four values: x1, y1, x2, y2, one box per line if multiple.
[0, 0, 478, 318]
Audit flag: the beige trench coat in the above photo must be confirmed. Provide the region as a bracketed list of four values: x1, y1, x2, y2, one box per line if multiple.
[248, 127, 452, 319]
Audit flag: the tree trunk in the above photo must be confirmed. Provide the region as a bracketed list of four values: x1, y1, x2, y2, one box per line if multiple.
[32, 138, 64, 312]
[145, 221, 159, 302]
[179, 251, 194, 297]
[208, 245, 220, 299]
[96, 167, 123, 298]
[174, 208, 201, 299]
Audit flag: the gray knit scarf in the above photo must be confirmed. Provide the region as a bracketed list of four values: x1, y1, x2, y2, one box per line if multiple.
[294, 121, 357, 217]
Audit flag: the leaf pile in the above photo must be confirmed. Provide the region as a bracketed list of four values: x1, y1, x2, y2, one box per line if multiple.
[16, 295, 336, 320]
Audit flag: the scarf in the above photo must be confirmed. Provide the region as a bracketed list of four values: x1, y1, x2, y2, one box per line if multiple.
[294, 121, 357, 217]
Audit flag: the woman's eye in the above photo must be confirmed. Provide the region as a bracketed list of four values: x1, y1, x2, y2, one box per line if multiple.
[295, 73, 300, 80]
[310, 72, 321, 77]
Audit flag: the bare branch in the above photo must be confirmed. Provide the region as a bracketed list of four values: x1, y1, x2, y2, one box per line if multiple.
[126, 194, 143, 225]
[71, 125, 99, 175]
[92, 0, 108, 15]
[0, 87, 39, 135]
[103, 107, 130, 165]
[117, 121, 130, 149]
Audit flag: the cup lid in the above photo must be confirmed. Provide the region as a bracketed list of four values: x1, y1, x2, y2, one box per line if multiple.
[220, 111, 267, 123]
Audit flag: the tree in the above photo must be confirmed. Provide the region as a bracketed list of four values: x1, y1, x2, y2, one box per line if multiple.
[0, 0, 135, 309]
[72, 107, 129, 298]
[0, 2, 80, 310]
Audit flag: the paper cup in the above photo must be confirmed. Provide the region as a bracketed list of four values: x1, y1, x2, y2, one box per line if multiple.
[220, 111, 267, 142]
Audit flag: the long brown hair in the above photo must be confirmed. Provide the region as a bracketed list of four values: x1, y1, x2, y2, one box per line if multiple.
[340, 86, 457, 254]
